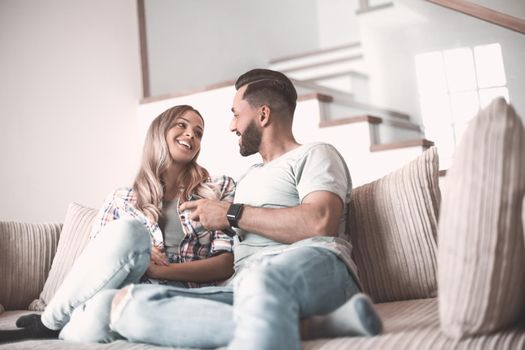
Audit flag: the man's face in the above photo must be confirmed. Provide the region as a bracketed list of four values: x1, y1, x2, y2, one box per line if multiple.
[230, 86, 262, 157]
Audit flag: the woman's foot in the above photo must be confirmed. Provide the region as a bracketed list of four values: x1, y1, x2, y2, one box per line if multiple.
[15, 313, 41, 328]
[0, 314, 59, 343]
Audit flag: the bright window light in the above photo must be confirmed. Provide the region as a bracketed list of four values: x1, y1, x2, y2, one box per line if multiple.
[419, 94, 453, 127]
[479, 87, 509, 108]
[415, 52, 447, 95]
[474, 43, 506, 88]
[414, 42, 508, 170]
[443, 48, 477, 92]
[450, 91, 480, 126]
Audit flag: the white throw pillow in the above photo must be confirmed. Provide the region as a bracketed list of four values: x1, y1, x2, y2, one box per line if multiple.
[29, 203, 97, 310]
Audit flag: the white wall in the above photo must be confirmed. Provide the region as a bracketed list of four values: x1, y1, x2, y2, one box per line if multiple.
[145, 0, 320, 96]
[359, 0, 525, 123]
[315, 0, 360, 47]
[0, 0, 143, 222]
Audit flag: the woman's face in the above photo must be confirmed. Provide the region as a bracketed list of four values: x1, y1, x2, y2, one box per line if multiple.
[165, 110, 204, 165]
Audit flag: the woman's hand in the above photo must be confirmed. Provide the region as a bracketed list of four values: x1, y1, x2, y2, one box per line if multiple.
[151, 245, 169, 266]
[146, 260, 165, 279]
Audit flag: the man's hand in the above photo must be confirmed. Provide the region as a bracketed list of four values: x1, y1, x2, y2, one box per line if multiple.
[179, 199, 231, 230]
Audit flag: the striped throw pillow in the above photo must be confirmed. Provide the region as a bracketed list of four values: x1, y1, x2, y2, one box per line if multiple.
[0, 222, 62, 310]
[347, 147, 440, 303]
[438, 97, 525, 338]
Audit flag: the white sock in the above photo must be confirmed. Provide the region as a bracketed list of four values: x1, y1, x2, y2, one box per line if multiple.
[305, 293, 383, 339]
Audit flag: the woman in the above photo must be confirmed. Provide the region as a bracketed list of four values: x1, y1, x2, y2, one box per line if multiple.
[0, 105, 236, 343]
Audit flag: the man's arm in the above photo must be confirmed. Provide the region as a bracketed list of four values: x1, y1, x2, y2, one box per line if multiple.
[179, 190, 343, 244]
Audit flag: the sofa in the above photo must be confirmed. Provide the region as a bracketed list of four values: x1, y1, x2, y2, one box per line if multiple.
[1, 98, 524, 349]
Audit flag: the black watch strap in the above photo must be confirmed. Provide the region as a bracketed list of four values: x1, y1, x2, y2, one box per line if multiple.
[226, 203, 244, 228]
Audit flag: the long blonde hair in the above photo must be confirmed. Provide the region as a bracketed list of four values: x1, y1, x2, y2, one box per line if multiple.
[132, 105, 218, 223]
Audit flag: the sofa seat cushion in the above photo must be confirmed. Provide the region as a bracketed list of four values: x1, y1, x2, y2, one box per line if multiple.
[0, 311, 180, 349]
[303, 298, 525, 350]
[2, 299, 525, 349]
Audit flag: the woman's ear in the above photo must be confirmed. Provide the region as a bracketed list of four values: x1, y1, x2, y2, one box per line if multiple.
[259, 105, 271, 127]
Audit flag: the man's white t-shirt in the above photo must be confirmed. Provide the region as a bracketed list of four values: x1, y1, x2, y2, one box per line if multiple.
[232, 142, 359, 283]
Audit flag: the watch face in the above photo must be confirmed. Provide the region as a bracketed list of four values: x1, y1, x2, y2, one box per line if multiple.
[227, 204, 243, 228]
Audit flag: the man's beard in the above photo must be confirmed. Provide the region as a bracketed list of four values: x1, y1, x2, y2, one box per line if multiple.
[239, 120, 262, 157]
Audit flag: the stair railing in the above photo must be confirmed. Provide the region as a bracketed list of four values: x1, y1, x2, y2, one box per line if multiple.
[426, 0, 525, 34]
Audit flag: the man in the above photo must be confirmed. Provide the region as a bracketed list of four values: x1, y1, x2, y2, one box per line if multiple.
[106, 69, 382, 349]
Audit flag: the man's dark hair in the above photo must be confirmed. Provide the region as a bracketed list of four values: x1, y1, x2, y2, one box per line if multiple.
[235, 69, 297, 118]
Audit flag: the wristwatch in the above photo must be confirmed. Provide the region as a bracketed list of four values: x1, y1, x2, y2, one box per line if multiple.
[226, 203, 244, 228]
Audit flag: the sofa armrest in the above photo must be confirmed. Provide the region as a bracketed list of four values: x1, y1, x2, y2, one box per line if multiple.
[0, 222, 62, 310]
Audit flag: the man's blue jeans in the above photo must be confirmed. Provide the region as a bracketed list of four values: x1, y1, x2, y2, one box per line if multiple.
[108, 246, 360, 350]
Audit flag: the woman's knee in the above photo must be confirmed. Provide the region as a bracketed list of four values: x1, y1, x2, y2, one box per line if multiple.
[99, 219, 151, 253]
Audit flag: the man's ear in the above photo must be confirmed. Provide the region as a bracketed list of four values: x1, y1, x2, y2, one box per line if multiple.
[259, 105, 271, 127]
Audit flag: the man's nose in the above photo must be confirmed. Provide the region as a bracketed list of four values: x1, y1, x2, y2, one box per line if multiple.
[229, 118, 236, 132]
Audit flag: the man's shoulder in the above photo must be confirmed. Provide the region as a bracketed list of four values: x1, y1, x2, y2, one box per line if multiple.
[296, 142, 345, 164]
[300, 142, 339, 155]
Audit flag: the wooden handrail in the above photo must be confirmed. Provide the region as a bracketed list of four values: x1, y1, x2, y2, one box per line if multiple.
[269, 42, 361, 65]
[370, 139, 434, 152]
[137, 0, 150, 98]
[319, 115, 383, 128]
[356, 1, 393, 15]
[278, 54, 364, 74]
[426, 0, 525, 35]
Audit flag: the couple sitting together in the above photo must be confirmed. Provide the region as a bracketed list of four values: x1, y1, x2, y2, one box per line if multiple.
[0, 68, 383, 350]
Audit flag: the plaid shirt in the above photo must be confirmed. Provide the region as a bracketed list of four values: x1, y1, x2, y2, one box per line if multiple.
[90, 175, 236, 287]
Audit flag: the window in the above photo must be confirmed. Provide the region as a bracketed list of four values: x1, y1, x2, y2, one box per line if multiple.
[415, 43, 508, 169]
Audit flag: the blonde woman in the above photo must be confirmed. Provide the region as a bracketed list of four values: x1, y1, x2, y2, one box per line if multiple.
[1, 105, 236, 343]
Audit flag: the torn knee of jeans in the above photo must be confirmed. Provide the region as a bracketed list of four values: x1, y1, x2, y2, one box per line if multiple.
[110, 285, 134, 326]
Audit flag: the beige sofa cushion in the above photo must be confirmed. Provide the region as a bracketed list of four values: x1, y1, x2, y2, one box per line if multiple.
[438, 98, 525, 338]
[0, 222, 62, 310]
[29, 203, 97, 311]
[347, 147, 440, 303]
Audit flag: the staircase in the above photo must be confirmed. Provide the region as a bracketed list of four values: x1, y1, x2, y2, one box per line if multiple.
[292, 78, 423, 145]
[267, 37, 428, 150]
[268, 42, 369, 102]
[291, 91, 431, 186]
